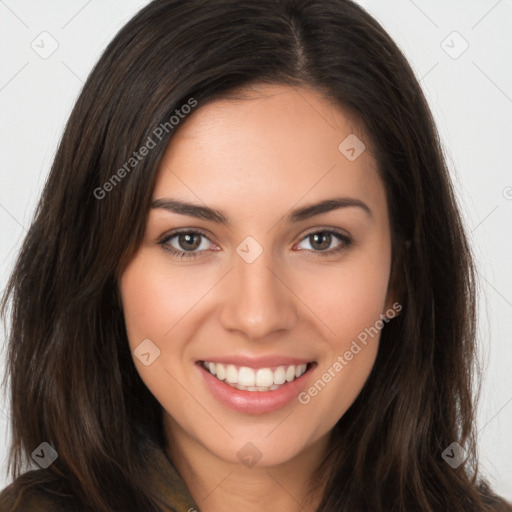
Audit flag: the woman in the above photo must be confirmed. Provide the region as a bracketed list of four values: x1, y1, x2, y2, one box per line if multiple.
[0, 0, 510, 511]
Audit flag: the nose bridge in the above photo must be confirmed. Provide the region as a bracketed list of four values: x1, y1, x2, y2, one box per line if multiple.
[219, 244, 298, 339]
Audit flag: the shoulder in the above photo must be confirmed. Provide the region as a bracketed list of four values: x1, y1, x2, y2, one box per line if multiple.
[0, 485, 57, 512]
[481, 492, 512, 512]
[478, 481, 512, 512]
[0, 471, 83, 512]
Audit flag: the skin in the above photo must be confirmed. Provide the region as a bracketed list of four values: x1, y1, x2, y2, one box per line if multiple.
[120, 83, 396, 512]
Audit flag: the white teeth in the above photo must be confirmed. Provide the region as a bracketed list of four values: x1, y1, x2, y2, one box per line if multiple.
[238, 367, 255, 387]
[226, 364, 238, 383]
[295, 364, 307, 378]
[273, 366, 286, 385]
[216, 364, 226, 381]
[255, 368, 273, 387]
[202, 361, 309, 390]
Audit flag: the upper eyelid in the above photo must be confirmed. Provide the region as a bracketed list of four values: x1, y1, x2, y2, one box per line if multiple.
[299, 227, 349, 238]
[159, 228, 212, 242]
[159, 229, 215, 249]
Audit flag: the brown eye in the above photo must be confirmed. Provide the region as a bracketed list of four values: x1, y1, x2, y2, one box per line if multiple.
[159, 230, 214, 259]
[309, 232, 333, 251]
[177, 233, 202, 251]
[296, 230, 351, 256]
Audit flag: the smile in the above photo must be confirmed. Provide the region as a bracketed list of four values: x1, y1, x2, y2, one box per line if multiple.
[201, 361, 309, 392]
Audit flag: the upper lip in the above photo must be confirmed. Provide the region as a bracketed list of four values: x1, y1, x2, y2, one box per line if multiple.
[197, 355, 315, 369]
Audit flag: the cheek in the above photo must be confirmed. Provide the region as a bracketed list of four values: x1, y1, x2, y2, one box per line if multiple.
[292, 241, 391, 421]
[119, 253, 196, 416]
[120, 250, 208, 344]
[296, 245, 391, 343]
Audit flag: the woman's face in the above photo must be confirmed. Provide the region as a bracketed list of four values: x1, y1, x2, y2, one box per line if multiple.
[120, 84, 395, 468]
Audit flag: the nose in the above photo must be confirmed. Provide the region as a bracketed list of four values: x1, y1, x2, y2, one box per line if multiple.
[218, 249, 299, 340]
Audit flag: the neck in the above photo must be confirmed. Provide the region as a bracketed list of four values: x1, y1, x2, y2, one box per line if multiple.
[164, 417, 329, 512]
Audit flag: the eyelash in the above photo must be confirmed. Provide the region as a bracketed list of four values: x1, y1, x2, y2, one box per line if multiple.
[158, 229, 352, 260]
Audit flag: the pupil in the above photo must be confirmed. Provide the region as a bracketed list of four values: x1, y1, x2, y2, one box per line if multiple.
[311, 233, 331, 251]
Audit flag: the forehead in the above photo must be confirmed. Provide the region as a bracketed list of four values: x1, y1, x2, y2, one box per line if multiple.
[153, 84, 385, 222]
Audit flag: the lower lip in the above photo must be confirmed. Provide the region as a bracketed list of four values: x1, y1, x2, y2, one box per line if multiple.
[198, 363, 315, 414]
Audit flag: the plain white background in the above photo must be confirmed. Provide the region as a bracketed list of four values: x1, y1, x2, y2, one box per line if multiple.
[0, 0, 511, 501]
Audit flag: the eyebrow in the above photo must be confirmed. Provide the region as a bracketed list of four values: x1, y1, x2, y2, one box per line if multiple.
[151, 197, 372, 225]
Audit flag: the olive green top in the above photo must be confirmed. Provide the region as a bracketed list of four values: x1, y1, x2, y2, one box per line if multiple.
[2, 439, 511, 512]
[0, 436, 199, 512]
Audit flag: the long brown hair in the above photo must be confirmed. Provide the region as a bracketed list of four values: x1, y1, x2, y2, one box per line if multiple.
[1, 0, 510, 510]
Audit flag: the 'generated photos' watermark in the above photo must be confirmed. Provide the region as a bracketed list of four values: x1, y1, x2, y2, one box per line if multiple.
[94, 97, 197, 200]
[298, 302, 402, 405]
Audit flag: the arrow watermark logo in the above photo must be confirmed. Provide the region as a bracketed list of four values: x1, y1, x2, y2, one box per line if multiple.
[338, 134, 366, 161]
[441, 441, 467, 468]
[441, 31, 469, 60]
[133, 338, 161, 366]
[237, 442, 263, 467]
[31, 31, 59, 60]
[236, 236, 263, 264]
[31, 441, 59, 469]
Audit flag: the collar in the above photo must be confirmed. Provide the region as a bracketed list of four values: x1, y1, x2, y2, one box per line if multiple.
[141, 435, 200, 512]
